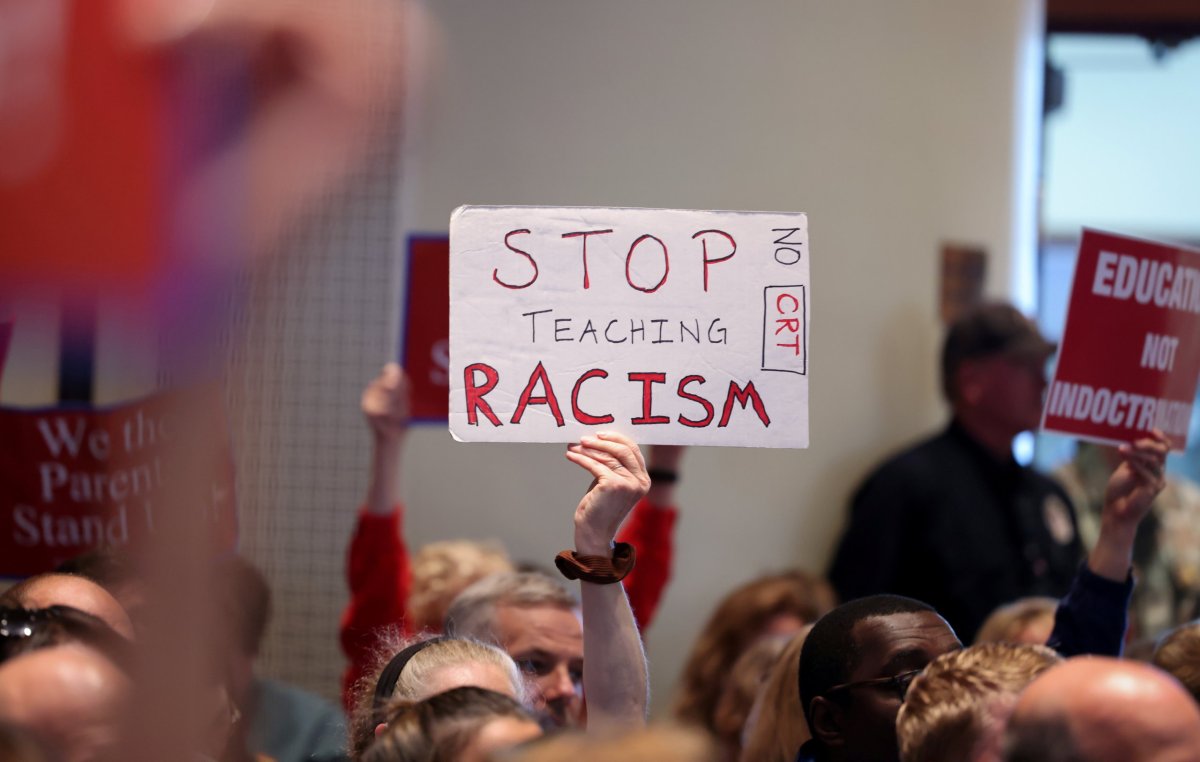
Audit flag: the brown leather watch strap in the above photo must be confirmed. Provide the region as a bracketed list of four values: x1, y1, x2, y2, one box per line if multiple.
[554, 542, 636, 584]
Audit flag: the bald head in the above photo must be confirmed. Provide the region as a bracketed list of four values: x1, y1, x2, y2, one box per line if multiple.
[0, 644, 130, 762]
[2, 574, 133, 639]
[1004, 657, 1200, 762]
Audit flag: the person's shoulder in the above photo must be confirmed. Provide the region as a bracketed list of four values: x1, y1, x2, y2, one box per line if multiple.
[860, 427, 958, 482]
[847, 428, 959, 514]
[254, 677, 343, 723]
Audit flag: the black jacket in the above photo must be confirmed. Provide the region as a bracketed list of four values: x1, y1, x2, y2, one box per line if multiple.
[829, 421, 1083, 641]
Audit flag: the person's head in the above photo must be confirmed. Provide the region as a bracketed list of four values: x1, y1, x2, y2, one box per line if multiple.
[363, 686, 541, 762]
[674, 570, 835, 733]
[941, 303, 1054, 437]
[501, 724, 719, 762]
[55, 548, 147, 626]
[711, 634, 789, 754]
[739, 627, 812, 762]
[445, 572, 583, 728]
[896, 643, 1061, 762]
[409, 540, 514, 633]
[974, 598, 1059, 647]
[349, 634, 526, 759]
[0, 643, 131, 762]
[799, 594, 961, 762]
[210, 555, 272, 703]
[1152, 621, 1200, 705]
[1003, 657, 1200, 762]
[1, 573, 134, 640]
[1, 605, 131, 670]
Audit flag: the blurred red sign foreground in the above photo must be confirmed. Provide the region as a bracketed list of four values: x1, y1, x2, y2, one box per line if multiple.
[0, 387, 237, 577]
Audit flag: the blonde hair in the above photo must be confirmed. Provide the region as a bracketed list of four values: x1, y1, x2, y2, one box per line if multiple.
[348, 633, 525, 759]
[974, 597, 1058, 645]
[500, 724, 719, 762]
[896, 643, 1061, 762]
[364, 686, 537, 762]
[1153, 620, 1200, 704]
[673, 570, 835, 733]
[409, 541, 513, 632]
[739, 628, 812, 762]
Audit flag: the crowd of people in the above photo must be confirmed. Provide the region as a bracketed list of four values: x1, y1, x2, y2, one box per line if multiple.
[2, 302, 1200, 762]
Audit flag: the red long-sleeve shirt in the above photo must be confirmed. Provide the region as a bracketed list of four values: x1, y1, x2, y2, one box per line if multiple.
[338, 498, 677, 710]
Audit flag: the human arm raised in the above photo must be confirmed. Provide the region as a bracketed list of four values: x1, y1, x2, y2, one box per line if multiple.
[1088, 430, 1170, 581]
[565, 432, 651, 731]
[1048, 430, 1170, 658]
[340, 363, 414, 709]
[363, 362, 410, 515]
[618, 445, 685, 631]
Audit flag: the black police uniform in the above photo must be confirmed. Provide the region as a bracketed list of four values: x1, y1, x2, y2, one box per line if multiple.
[828, 421, 1083, 642]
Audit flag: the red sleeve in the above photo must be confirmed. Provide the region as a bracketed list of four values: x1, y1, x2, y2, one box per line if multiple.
[617, 496, 678, 633]
[339, 505, 412, 712]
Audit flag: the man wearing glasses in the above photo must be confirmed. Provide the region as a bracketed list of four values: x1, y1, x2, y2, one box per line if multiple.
[797, 595, 960, 762]
[795, 428, 1170, 762]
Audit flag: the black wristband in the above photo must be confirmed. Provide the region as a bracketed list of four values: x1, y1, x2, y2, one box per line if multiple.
[647, 468, 678, 485]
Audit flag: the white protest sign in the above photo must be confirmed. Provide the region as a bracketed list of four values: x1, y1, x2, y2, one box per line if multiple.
[449, 206, 810, 448]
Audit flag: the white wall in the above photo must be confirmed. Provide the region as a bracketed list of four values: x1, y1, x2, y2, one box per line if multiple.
[397, 0, 1042, 714]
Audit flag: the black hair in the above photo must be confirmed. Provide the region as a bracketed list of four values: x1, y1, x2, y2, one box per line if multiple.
[213, 555, 272, 657]
[798, 594, 937, 726]
[55, 547, 140, 591]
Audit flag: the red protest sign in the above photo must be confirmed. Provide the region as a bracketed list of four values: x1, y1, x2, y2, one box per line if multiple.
[400, 235, 450, 422]
[0, 387, 237, 577]
[1042, 229, 1200, 449]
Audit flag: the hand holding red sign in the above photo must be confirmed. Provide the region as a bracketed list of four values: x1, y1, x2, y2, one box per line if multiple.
[1042, 229, 1200, 449]
[1088, 429, 1171, 582]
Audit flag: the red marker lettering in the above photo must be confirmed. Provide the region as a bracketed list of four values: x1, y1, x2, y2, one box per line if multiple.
[511, 361, 565, 426]
[627, 371, 670, 424]
[464, 364, 502, 426]
[571, 369, 614, 425]
[718, 380, 771, 427]
[693, 229, 736, 292]
[676, 375, 714, 427]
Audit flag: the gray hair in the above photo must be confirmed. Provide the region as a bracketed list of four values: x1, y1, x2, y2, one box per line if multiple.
[444, 571, 578, 643]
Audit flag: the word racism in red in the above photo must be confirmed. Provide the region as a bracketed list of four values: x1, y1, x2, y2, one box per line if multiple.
[463, 362, 771, 430]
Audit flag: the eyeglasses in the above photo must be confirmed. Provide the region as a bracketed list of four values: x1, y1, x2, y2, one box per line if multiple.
[0, 606, 71, 639]
[1, 605, 132, 671]
[823, 668, 923, 701]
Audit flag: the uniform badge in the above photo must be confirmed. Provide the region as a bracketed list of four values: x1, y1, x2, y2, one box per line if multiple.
[1043, 494, 1075, 545]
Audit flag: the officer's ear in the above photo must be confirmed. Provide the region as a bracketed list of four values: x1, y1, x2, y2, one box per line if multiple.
[808, 695, 847, 749]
